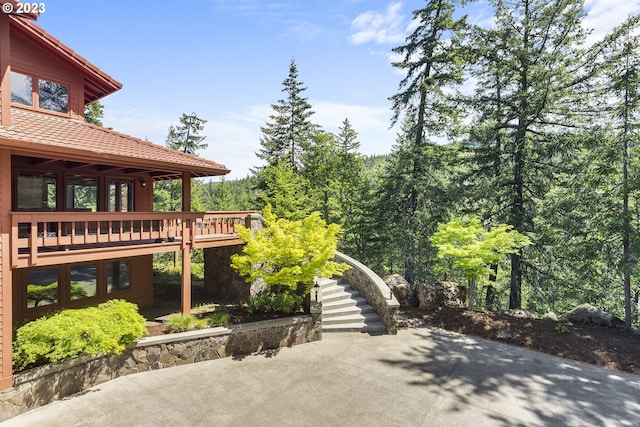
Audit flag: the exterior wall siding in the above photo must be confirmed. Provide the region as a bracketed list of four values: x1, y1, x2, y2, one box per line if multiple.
[0, 148, 13, 390]
[0, 13, 11, 126]
[9, 32, 84, 120]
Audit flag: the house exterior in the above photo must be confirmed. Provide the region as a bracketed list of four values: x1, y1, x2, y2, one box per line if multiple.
[0, 6, 253, 390]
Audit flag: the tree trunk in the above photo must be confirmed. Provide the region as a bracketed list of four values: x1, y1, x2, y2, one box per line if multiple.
[486, 263, 498, 310]
[468, 276, 476, 310]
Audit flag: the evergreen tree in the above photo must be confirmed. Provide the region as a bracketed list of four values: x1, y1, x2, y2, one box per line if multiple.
[166, 113, 208, 155]
[302, 130, 341, 223]
[468, 0, 591, 308]
[259, 161, 311, 220]
[595, 16, 640, 328]
[84, 101, 104, 126]
[155, 113, 208, 211]
[256, 58, 317, 170]
[387, 0, 468, 284]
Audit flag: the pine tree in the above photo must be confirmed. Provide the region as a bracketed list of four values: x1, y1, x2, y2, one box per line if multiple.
[468, 0, 591, 308]
[84, 101, 105, 126]
[256, 58, 317, 170]
[596, 16, 640, 328]
[166, 113, 208, 155]
[387, 0, 468, 283]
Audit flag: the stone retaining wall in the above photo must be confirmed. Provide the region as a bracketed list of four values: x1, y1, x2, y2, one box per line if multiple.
[0, 314, 321, 422]
[334, 251, 400, 334]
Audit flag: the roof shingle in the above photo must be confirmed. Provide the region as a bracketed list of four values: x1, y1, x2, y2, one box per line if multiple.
[0, 109, 230, 178]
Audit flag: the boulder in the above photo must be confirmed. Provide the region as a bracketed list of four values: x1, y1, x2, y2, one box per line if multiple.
[384, 274, 417, 307]
[417, 281, 466, 309]
[542, 312, 558, 321]
[561, 304, 624, 328]
[505, 309, 538, 319]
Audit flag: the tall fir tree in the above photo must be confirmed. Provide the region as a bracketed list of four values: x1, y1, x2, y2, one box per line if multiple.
[596, 16, 640, 328]
[387, 0, 468, 284]
[256, 58, 317, 170]
[166, 113, 208, 155]
[155, 112, 208, 211]
[468, 0, 591, 308]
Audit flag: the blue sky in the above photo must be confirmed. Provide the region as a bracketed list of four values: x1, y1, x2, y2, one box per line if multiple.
[36, 0, 640, 180]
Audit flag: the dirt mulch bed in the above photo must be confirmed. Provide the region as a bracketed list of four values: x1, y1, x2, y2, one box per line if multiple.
[145, 305, 303, 337]
[400, 306, 640, 375]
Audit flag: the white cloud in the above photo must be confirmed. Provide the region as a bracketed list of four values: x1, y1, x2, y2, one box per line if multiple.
[101, 97, 397, 180]
[349, 2, 407, 45]
[200, 106, 271, 179]
[313, 101, 395, 154]
[583, 0, 640, 44]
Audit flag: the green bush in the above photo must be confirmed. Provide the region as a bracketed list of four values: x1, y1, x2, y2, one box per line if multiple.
[230, 205, 349, 302]
[247, 291, 303, 314]
[164, 315, 208, 333]
[13, 300, 147, 371]
[207, 312, 230, 327]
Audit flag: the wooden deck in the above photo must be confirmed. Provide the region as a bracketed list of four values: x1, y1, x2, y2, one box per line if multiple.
[11, 211, 256, 268]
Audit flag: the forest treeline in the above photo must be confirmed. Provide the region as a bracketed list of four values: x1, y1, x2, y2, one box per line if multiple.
[145, 1, 640, 328]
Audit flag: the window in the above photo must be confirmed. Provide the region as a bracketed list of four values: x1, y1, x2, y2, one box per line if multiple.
[39, 79, 68, 113]
[108, 180, 133, 212]
[66, 176, 98, 212]
[10, 71, 33, 106]
[26, 268, 59, 308]
[17, 172, 57, 211]
[107, 260, 130, 293]
[10, 71, 69, 114]
[70, 263, 97, 300]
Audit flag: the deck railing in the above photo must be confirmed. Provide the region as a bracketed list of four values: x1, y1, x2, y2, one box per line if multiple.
[11, 211, 256, 267]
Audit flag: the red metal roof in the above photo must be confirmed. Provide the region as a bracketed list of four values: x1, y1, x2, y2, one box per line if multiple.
[0, 108, 230, 178]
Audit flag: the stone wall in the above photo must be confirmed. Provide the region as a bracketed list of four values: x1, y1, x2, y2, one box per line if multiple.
[0, 314, 321, 422]
[334, 252, 400, 334]
[203, 244, 250, 302]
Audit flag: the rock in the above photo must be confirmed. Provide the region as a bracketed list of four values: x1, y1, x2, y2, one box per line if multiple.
[417, 281, 466, 309]
[542, 312, 558, 321]
[561, 304, 623, 327]
[505, 309, 538, 319]
[396, 314, 426, 329]
[497, 330, 519, 340]
[383, 274, 417, 307]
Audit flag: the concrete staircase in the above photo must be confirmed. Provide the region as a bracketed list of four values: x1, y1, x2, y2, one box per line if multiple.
[319, 278, 386, 334]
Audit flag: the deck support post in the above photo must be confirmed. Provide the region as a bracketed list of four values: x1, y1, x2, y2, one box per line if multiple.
[180, 248, 191, 316]
[180, 171, 192, 316]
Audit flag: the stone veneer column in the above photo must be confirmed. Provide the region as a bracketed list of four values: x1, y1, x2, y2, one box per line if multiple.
[203, 245, 250, 302]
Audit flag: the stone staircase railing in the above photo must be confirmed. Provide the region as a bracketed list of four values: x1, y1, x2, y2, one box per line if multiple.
[334, 251, 400, 335]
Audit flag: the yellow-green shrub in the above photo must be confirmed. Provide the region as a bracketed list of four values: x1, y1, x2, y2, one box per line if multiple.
[13, 300, 148, 371]
[230, 205, 350, 297]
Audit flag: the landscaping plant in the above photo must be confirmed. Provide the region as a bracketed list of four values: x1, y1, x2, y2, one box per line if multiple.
[13, 300, 147, 371]
[230, 205, 349, 312]
[163, 315, 208, 333]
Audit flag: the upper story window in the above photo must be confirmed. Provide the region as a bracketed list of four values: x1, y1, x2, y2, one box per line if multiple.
[10, 71, 69, 114]
[10, 72, 33, 106]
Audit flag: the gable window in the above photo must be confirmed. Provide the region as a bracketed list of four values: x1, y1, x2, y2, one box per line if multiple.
[10, 72, 33, 106]
[39, 79, 68, 113]
[10, 70, 69, 114]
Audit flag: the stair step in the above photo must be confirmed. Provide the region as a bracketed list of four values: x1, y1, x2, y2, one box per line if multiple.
[321, 283, 352, 297]
[322, 296, 368, 310]
[317, 278, 338, 288]
[322, 305, 375, 318]
[322, 290, 359, 304]
[322, 312, 381, 325]
[323, 321, 386, 333]
[318, 277, 385, 334]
